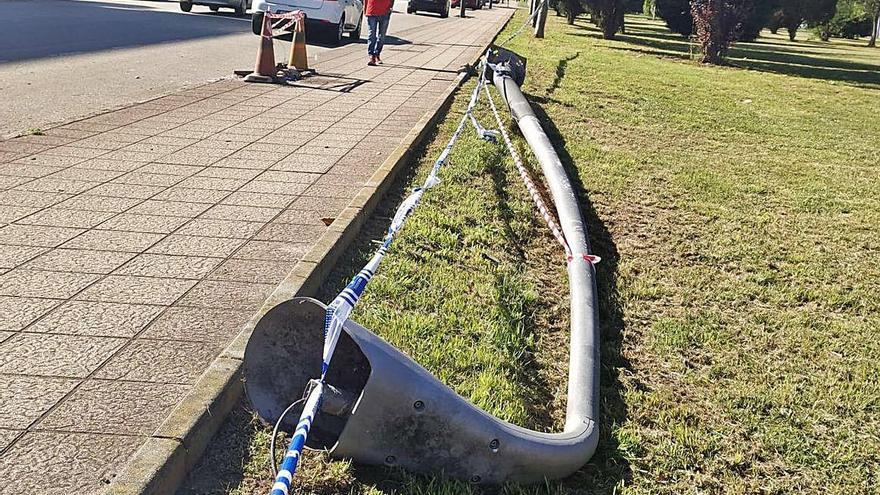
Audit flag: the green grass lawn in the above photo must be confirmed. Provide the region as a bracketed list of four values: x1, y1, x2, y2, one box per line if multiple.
[180, 12, 880, 495]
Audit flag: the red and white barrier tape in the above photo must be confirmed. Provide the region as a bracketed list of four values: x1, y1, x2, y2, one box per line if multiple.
[483, 83, 599, 266]
[262, 10, 305, 35]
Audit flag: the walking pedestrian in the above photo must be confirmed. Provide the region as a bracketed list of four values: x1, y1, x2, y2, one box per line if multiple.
[365, 0, 392, 65]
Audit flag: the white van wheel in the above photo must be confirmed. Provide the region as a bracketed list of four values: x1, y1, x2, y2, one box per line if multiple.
[332, 14, 345, 45]
[349, 16, 362, 39]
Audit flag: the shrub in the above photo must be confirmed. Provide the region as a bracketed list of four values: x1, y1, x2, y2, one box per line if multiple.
[739, 0, 777, 40]
[656, 0, 694, 35]
[656, 0, 771, 40]
[557, 0, 586, 24]
[775, 0, 839, 40]
[626, 0, 645, 11]
[691, 0, 754, 63]
[582, 0, 626, 38]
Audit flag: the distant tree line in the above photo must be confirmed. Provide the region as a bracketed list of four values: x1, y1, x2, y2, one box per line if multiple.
[810, 0, 880, 42]
[551, 0, 631, 39]
[653, 0, 879, 62]
[550, 0, 879, 63]
[654, 0, 877, 42]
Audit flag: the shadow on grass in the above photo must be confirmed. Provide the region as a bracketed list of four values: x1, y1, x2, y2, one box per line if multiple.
[525, 100, 634, 493]
[606, 44, 690, 61]
[571, 15, 880, 88]
[547, 52, 581, 96]
[485, 143, 563, 430]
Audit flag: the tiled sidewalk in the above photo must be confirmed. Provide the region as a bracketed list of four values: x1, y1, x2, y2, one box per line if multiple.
[0, 7, 512, 494]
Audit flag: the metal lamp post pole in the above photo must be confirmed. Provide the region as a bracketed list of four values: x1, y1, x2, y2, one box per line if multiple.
[535, 0, 548, 37]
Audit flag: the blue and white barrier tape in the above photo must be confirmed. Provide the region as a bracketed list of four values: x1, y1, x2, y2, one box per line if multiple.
[320, 62, 489, 380]
[269, 381, 322, 495]
[469, 112, 499, 142]
[264, 4, 583, 492]
[266, 73, 488, 495]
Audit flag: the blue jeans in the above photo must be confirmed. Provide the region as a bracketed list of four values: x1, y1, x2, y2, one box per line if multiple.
[367, 13, 390, 57]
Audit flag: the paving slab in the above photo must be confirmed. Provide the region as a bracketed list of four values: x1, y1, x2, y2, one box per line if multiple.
[0, 5, 512, 494]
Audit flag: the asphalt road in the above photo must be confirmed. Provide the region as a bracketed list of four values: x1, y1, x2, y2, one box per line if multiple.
[0, 0, 444, 137]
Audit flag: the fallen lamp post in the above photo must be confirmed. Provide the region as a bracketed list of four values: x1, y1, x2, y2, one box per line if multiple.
[242, 47, 600, 485]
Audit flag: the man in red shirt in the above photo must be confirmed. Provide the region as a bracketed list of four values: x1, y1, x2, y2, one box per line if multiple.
[365, 0, 393, 65]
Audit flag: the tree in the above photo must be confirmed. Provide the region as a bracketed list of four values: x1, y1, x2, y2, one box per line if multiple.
[558, 0, 585, 24]
[861, 0, 880, 45]
[769, 8, 786, 32]
[810, 0, 879, 41]
[644, 0, 658, 18]
[691, 0, 754, 63]
[584, 0, 626, 38]
[656, 0, 694, 35]
[740, 0, 778, 39]
[775, 0, 839, 40]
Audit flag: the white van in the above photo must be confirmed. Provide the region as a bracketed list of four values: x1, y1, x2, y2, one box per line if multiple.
[251, 0, 363, 45]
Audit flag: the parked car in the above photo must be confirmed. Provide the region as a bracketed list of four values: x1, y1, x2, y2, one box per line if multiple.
[450, 0, 483, 9]
[179, 0, 251, 15]
[251, 0, 363, 45]
[407, 0, 450, 17]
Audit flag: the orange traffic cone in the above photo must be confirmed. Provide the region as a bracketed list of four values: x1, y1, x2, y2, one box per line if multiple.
[244, 14, 277, 83]
[288, 18, 309, 71]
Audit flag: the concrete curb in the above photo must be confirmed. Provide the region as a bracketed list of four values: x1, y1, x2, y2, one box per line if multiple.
[106, 11, 514, 495]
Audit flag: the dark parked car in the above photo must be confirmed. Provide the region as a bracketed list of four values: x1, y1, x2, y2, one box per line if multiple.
[450, 0, 483, 9]
[407, 0, 450, 17]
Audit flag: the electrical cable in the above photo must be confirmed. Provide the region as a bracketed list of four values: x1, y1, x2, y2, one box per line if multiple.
[269, 397, 307, 477]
